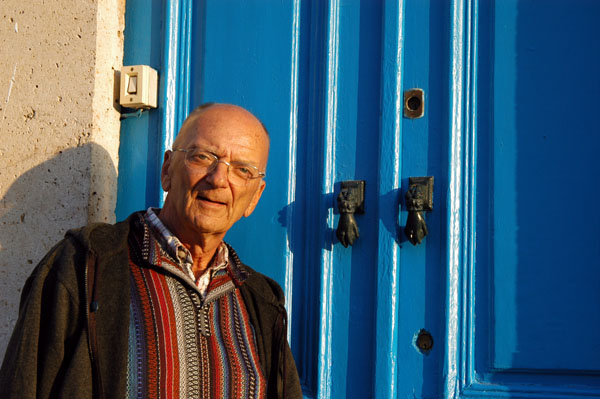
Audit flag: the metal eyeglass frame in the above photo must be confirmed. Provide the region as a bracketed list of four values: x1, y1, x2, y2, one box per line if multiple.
[172, 148, 266, 186]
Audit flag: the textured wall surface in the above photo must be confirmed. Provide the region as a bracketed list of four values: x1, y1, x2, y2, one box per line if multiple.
[0, 0, 124, 360]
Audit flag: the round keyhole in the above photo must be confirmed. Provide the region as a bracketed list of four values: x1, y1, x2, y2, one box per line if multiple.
[415, 329, 434, 354]
[406, 95, 421, 112]
[403, 89, 425, 119]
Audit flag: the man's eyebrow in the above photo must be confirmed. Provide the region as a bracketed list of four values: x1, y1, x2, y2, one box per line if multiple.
[185, 146, 261, 166]
[182, 145, 217, 154]
[230, 159, 259, 167]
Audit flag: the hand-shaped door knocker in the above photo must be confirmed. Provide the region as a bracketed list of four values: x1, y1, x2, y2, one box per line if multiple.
[336, 181, 365, 248]
[404, 177, 434, 246]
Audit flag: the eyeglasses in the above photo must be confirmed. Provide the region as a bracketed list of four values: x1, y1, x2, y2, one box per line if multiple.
[173, 148, 265, 186]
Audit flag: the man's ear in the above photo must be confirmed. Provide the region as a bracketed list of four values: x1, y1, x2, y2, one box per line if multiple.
[243, 180, 266, 218]
[160, 151, 173, 192]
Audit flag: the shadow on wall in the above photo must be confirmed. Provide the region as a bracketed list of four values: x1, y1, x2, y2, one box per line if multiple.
[0, 143, 116, 359]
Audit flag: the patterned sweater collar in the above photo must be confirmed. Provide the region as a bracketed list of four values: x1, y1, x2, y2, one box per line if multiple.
[130, 210, 249, 288]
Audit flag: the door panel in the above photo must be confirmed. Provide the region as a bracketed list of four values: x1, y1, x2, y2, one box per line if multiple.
[447, 0, 600, 397]
[396, 0, 448, 398]
[489, 0, 600, 372]
[189, 0, 297, 291]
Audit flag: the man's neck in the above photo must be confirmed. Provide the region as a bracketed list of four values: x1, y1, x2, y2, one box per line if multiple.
[157, 210, 225, 278]
[184, 239, 223, 279]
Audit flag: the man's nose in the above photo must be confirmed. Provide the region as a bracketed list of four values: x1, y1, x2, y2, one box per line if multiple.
[204, 160, 229, 187]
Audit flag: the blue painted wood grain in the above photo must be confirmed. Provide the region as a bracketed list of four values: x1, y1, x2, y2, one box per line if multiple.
[118, 0, 600, 398]
[444, 0, 600, 397]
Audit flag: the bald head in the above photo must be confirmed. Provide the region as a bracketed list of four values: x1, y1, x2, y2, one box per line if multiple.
[174, 103, 270, 155]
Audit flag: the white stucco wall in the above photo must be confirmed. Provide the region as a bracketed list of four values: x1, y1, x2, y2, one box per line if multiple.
[0, 0, 125, 360]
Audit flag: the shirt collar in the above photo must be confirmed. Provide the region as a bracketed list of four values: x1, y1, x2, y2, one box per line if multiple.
[144, 207, 194, 266]
[143, 208, 240, 294]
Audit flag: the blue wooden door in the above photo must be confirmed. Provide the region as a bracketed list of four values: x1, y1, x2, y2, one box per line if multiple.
[448, 0, 600, 397]
[117, 0, 600, 397]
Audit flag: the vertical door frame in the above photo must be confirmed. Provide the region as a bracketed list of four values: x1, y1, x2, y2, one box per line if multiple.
[117, 0, 195, 216]
[444, 0, 480, 397]
[160, 0, 194, 197]
[374, 0, 406, 398]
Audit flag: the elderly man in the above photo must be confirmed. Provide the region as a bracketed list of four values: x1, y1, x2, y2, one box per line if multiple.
[0, 103, 302, 399]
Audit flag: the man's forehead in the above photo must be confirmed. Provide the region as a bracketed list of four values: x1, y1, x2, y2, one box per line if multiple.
[174, 104, 268, 148]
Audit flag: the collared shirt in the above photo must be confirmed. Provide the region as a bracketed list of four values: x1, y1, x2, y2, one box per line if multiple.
[144, 207, 229, 299]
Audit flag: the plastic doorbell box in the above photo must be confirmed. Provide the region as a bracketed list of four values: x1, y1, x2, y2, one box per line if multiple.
[119, 65, 158, 109]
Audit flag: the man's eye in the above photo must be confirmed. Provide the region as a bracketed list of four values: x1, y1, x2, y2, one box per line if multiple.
[235, 166, 253, 177]
[191, 152, 211, 162]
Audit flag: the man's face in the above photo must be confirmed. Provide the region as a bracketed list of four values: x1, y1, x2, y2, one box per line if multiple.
[160, 104, 268, 242]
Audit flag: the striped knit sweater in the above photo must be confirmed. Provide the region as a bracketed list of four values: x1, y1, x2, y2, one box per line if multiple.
[126, 214, 267, 398]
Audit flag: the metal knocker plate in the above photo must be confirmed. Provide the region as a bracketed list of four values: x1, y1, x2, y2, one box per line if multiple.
[336, 180, 365, 247]
[404, 176, 433, 246]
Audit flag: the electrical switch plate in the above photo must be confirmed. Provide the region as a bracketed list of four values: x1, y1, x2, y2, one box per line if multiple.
[119, 65, 158, 109]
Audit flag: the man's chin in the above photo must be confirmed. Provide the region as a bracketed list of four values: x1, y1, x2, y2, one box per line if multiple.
[187, 216, 230, 237]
